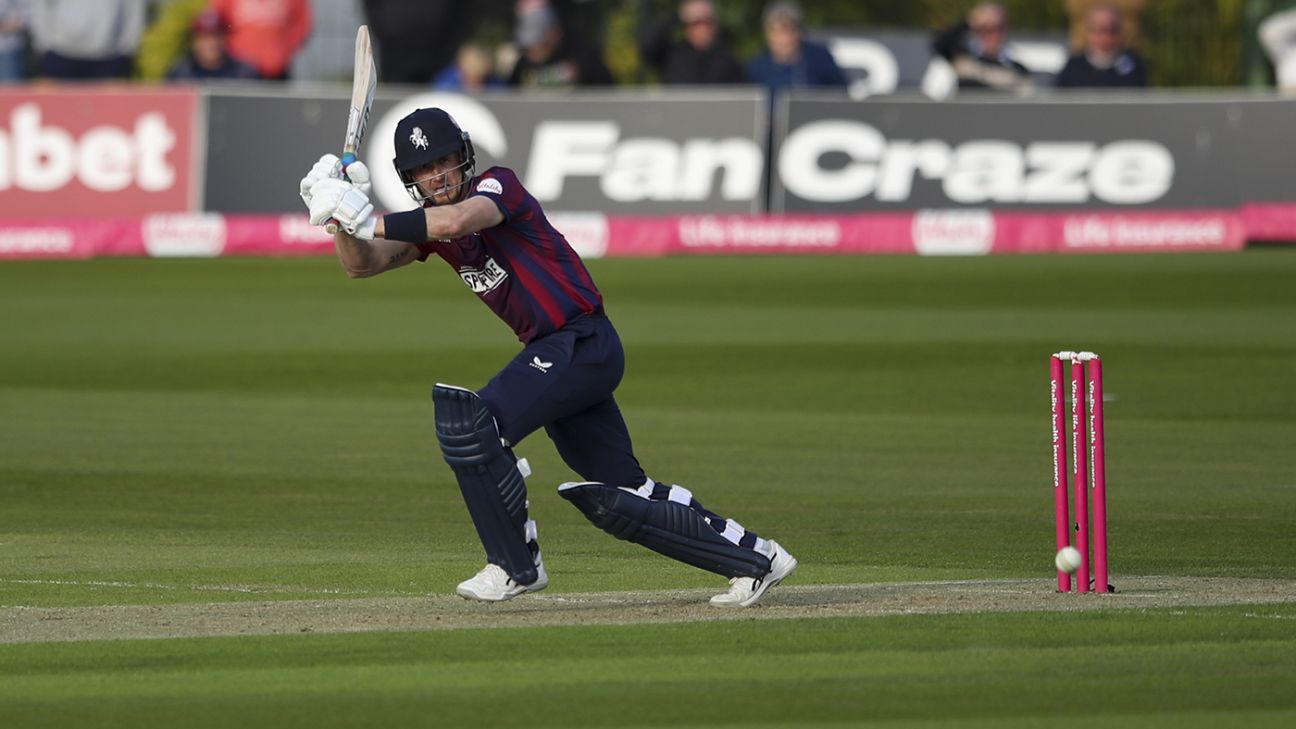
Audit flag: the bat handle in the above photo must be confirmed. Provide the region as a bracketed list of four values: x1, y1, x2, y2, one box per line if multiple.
[326, 150, 358, 234]
[339, 151, 358, 180]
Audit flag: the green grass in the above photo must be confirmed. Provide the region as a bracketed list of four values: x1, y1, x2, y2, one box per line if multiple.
[1, 252, 1295, 726]
[2, 606, 1296, 727]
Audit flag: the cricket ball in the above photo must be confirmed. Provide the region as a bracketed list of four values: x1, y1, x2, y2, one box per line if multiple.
[1055, 546, 1083, 574]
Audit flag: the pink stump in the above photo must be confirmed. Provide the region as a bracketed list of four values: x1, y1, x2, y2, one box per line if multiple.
[1071, 359, 1090, 593]
[1050, 357, 1071, 592]
[1089, 358, 1110, 593]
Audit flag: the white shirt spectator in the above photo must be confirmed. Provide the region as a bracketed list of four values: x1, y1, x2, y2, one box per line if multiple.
[1259, 8, 1296, 92]
[29, 0, 145, 61]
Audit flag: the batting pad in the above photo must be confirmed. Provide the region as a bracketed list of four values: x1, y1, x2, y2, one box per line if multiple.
[433, 384, 539, 585]
[558, 481, 772, 579]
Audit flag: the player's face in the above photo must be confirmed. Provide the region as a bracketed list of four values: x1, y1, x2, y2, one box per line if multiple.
[411, 152, 466, 206]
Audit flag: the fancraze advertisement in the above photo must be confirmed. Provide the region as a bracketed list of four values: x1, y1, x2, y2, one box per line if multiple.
[203, 88, 767, 216]
[772, 93, 1296, 213]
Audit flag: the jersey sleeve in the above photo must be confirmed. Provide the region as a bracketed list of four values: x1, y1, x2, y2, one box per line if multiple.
[468, 167, 529, 224]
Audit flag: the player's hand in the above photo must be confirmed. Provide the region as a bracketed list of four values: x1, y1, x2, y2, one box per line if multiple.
[308, 177, 350, 225]
[342, 160, 372, 196]
[299, 154, 341, 208]
[332, 185, 377, 240]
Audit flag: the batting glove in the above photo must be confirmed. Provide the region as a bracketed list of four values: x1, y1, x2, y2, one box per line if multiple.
[342, 160, 372, 196]
[307, 178, 351, 226]
[332, 186, 377, 240]
[299, 153, 342, 208]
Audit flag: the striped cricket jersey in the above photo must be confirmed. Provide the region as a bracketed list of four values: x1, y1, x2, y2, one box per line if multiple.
[414, 167, 603, 343]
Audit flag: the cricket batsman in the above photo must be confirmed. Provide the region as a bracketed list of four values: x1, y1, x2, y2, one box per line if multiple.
[300, 108, 796, 607]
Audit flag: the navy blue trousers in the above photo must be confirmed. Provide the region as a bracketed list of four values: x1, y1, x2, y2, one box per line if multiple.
[478, 314, 647, 490]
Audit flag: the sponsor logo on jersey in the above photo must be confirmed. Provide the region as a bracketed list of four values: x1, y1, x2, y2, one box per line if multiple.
[476, 178, 503, 195]
[458, 257, 508, 293]
[529, 357, 553, 373]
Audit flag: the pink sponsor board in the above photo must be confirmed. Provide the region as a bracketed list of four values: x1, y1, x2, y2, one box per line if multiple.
[0, 88, 199, 217]
[0, 208, 1287, 260]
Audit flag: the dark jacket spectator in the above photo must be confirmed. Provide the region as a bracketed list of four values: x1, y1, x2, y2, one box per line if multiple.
[212, 0, 311, 81]
[30, 0, 145, 80]
[1056, 5, 1146, 88]
[508, 0, 612, 88]
[639, 0, 744, 85]
[746, 2, 847, 96]
[166, 10, 259, 82]
[364, 0, 467, 85]
[932, 2, 1031, 92]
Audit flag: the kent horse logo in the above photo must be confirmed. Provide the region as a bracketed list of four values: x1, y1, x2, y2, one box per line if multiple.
[458, 258, 507, 293]
[410, 126, 428, 150]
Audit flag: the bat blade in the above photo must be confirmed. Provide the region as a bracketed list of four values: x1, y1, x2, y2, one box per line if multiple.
[342, 25, 377, 164]
[327, 25, 378, 235]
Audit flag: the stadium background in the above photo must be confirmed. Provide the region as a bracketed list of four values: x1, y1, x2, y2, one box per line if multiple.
[2, 2, 1296, 727]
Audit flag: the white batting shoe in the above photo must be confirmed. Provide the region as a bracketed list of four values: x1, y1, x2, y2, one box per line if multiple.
[709, 541, 797, 608]
[456, 555, 549, 602]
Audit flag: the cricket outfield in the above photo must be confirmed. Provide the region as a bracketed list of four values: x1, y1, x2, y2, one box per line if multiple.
[1, 253, 1294, 726]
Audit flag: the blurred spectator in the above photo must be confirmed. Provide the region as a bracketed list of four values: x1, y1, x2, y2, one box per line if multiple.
[212, 0, 311, 81]
[433, 42, 504, 92]
[0, 0, 27, 84]
[1259, 7, 1296, 93]
[508, 0, 612, 88]
[30, 0, 145, 80]
[1056, 5, 1146, 88]
[932, 2, 1031, 93]
[363, 1, 466, 85]
[746, 2, 847, 96]
[638, 0, 743, 85]
[136, 0, 208, 82]
[1065, 0, 1144, 53]
[166, 10, 259, 82]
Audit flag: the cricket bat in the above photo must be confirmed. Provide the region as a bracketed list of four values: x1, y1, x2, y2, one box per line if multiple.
[325, 25, 379, 235]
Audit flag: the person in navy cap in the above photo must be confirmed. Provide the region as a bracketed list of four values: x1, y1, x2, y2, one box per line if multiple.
[299, 108, 796, 607]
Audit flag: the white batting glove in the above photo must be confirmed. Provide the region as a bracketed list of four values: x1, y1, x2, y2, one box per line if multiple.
[342, 160, 372, 196]
[332, 186, 376, 240]
[299, 153, 342, 208]
[307, 178, 350, 226]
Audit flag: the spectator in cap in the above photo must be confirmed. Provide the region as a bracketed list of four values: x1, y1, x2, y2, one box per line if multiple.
[0, 0, 28, 84]
[212, 0, 311, 81]
[30, 0, 145, 80]
[166, 10, 260, 82]
[746, 1, 847, 98]
[507, 0, 613, 88]
[1055, 5, 1147, 88]
[932, 2, 1032, 93]
[638, 0, 743, 85]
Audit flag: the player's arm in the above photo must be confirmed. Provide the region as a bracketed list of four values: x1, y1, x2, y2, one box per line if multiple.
[331, 228, 419, 278]
[374, 196, 504, 242]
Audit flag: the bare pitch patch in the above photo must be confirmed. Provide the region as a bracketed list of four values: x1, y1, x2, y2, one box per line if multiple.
[2, 576, 1294, 644]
